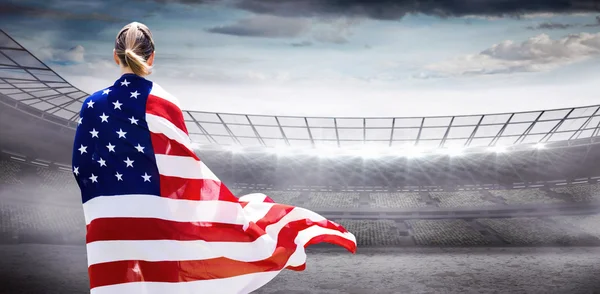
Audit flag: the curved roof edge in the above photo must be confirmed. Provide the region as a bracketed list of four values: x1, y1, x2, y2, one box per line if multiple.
[2, 29, 600, 150]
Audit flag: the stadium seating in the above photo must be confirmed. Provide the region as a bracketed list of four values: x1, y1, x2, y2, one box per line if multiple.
[333, 219, 403, 246]
[406, 219, 491, 246]
[551, 183, 600, 202]
[0, 200, 85, 244]
[306, 192, 360, 208]
[0, 159, 22, 185]
[3, 158, 600, 247]
[261, 190, 303, 206]
[475, 217, 586, 246]
[369, 192, 427, 208]
[550, 214, 600, 239]
[430, 191, 497, 207]
[489, 188, 564, 205]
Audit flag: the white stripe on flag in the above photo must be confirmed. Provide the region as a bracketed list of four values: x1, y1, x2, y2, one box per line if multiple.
[238, 193, 268, 203]
[82, 195, 251, 225]
[86, 235, 279, 266]
[155, 154, 220, 181]
[287, 226, 356, 267]
[146, 113, 193, 150]
[149, 82, 181, 108]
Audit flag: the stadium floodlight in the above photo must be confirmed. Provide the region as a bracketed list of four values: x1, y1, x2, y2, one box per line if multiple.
[534, 143, 546, 149]
[489, 145, 507, 153]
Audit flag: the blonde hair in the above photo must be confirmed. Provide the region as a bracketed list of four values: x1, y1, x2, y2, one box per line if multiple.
[115, 22, 155, 76]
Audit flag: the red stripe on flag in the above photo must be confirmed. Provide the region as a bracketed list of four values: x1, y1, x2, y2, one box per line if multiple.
[159, 175, 238, 202]
[150, 132, 199, 159]
[146, 94, 188, 135]
[86, 218, 261, 243]
[89, 253, 291, 289]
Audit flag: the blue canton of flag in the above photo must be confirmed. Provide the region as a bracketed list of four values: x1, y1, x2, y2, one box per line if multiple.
[72, 74, 160, 203]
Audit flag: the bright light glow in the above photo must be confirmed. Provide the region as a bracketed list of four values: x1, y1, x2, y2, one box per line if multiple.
[400, 146, 425, 158]
[438, 146, 464, 157]
[314, 146, 340, 157]
[534, 143, 546, 149]
[489, 145, 507, 153]
[269, 146, 296, 156]
[227, 144, 244, 153]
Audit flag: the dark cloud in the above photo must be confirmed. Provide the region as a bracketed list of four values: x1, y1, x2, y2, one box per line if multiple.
[148, 0, 600, 19]
[527, 16, 600, 30]
[0, 2, 123, 22]
[207, 15, 310, 37]
[527, 22, 577, 30]
[291, 41, 312, 47]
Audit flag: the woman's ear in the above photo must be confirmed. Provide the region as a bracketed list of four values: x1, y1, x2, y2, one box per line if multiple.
[147, 51, 155, 67]
[113, 49, 120, 66]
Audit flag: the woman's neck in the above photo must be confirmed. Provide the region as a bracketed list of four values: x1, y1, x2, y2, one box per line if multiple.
[120, 67, 135, 75]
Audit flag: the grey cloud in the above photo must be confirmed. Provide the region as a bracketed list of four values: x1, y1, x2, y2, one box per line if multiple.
[0, 2, 123, 22]
[149, 0, 600, 19]
[423, 32, 600, 77]
[207, 15, 310, 38]
[291, 41, 313, 47]
[527, 22, 577, 30]
[527, 16, 600, 30]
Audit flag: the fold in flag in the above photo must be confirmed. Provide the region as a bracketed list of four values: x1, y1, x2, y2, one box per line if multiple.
[72, 74, 357, 294]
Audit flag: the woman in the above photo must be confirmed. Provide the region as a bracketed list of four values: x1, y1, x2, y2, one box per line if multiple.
[72, 22, 356, 294]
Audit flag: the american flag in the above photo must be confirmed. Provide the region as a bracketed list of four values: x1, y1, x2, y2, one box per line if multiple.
[72, 74, 357, 294]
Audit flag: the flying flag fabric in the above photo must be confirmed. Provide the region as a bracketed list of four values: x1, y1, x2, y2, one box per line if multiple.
[72, 73, 357, 294]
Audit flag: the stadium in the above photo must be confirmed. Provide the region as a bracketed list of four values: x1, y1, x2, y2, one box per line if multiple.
[1, 27, 600, 294]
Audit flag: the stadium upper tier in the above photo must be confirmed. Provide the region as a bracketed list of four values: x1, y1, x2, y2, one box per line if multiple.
[2, 29, 600, 153]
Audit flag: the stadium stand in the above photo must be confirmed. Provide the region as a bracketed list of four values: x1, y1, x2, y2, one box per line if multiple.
[489, 188, 565, 205]
[334, 219, 403, 246]
[407, 219, 491, 246]
[430, 191, 497, 208]
[369, 192, 427, 208]
[0, 200, 85, 245]
[307, 192, 360, 208]
[551, 183, 600, 202]
[475, 217, 597, 246]
[261, 190, 303, 206]
[0, 159, 22, 185]
[550, 214, 600, 239]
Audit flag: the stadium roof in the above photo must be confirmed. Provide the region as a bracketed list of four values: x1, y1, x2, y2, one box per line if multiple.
[1, 29, 600, 151]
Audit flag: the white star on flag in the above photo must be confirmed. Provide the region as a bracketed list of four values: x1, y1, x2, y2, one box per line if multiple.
[116, 129, 127, 138]
[113, 100, 123, 110]
[124, 157, 134, 167]
[130, 91, 140, 99]
[134, 144, 145, 153]
[106, 143, 116, 152]
[73, 166, 79, 176]
[121, 79, 130, 87]
[87, 100, 95, 108]
[142, 173, 152, 182]
[90, 129, 99, 138]
[100, 113, 109, 123]
[78, 145, 87, 154]
[78, 117, 83, 125]
[102, 89, 111, 95]
[115, 172, 123, 181]
[89, 174, 98, 183]
[129, 116, 139, 125]
[98, 158, 107, 167]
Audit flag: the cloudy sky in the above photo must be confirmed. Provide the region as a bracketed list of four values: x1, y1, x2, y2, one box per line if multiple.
[1, 0, 600, 117]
